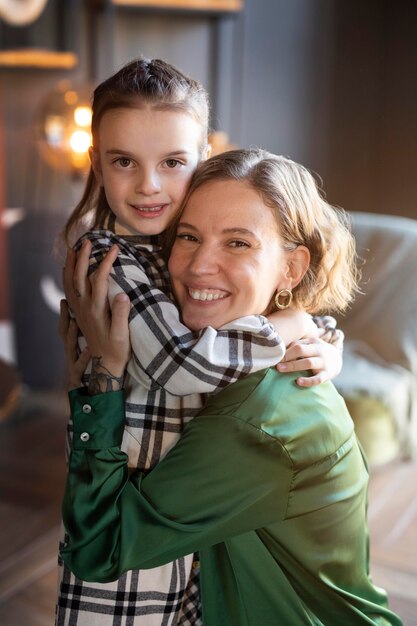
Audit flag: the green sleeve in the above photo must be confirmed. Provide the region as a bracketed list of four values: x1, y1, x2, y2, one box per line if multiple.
[61, 388, 293, 583]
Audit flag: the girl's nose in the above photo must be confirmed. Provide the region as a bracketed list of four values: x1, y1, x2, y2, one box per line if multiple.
[136, 169, 161, 195]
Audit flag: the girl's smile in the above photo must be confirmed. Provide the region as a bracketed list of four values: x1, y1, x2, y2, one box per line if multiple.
[130, 203, 169, 218]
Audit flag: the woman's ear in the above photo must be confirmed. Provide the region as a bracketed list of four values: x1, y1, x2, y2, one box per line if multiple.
[89, 146, 103, 185]
[286, 246, 310, 289]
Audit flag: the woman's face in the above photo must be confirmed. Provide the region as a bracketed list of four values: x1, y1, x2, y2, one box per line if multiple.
[168, 179, 291, 331]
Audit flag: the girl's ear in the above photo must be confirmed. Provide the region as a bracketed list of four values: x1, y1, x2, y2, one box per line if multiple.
[285, 246, 310, 289]
[89, 146, 103, 185]
[203, 143, 212, 161]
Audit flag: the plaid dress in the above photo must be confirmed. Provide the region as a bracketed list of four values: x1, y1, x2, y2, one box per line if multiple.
[56, 229, 286, 626]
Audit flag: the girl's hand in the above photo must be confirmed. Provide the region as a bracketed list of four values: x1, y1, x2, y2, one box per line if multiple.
[277, 337, 342, 387]
[62, 241, 131, 393]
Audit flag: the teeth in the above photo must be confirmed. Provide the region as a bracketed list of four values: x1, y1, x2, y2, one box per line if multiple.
[135, 205, 163, 212]
[189, 289, 227, 301]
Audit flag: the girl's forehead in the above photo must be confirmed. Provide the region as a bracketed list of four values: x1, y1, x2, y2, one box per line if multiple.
[100, 105, 201, 130]
[97, 106, 204, 154]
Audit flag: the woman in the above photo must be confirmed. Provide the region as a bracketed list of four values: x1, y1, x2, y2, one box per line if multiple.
[61, 149, 402, 625]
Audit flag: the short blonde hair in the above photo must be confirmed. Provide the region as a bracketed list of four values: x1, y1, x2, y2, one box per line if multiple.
[169, 148, 359, 315]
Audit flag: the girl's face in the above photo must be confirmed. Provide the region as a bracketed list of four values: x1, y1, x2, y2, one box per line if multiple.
[169, 179, 292, 331]
[91, 106, 205, 236]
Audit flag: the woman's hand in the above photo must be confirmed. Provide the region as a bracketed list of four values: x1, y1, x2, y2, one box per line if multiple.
[277, 338, 342, 387]
[62, 241, 131, 393]
[59, 299, 90, 390]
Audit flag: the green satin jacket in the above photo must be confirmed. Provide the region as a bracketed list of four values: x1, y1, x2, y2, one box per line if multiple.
[61, 369, 402, 626]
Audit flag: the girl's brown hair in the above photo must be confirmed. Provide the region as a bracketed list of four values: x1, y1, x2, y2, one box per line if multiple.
[64, 58, 210, 245]
[168, 148, 359, 315]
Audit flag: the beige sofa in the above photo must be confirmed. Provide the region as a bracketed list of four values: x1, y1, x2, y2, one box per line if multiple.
[334, 212, 417, 464]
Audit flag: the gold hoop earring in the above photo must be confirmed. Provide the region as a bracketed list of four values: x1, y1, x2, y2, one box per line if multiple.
[274, 289, 293, 310]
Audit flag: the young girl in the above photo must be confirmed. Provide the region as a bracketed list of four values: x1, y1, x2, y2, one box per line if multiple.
[57, 58, 342, 626]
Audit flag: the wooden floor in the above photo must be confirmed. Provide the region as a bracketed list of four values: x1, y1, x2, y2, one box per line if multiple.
[0, 391, 416, 625]
[0, 390, 67, 626]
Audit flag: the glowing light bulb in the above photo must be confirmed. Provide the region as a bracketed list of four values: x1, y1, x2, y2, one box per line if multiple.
[70, 130, 91, 154]
[44, 115, 65, 146]
[64, 90, 78, 106]
[37, 81, 94, 175]
[74, 106, 92, 128]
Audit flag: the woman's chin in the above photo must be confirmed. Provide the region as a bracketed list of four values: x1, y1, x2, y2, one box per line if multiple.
[183, 317, 210, 332]
[182, 311, 220, 332]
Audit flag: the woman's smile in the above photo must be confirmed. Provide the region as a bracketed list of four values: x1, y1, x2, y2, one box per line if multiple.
[187, 287, 229, 302]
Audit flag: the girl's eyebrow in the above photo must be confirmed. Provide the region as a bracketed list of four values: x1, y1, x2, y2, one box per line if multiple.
[165, 149, 193, 156]
[105, 149, 192, 157]
[106, 148, 134, 156]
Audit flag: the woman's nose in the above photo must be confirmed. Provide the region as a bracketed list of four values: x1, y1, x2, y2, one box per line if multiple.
[188, 244, 218, 275]
[135, 169, 161, 195]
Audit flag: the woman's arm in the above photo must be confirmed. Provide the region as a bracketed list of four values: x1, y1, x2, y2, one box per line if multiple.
[61, 383, 291, 582]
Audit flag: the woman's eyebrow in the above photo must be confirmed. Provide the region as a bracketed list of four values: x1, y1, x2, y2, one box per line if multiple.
[177, 223, 260, 240]
[177, 222, 197, 231]
[222, 228, 257, 237]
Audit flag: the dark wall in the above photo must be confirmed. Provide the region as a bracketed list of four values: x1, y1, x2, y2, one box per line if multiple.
[226, 0, 417, 218]
[324, 1, 417, 218]
[1, 0, 416, 387]
[4, 1, 416, 217]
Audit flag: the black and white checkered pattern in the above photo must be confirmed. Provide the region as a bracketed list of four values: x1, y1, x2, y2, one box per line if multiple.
[313, 315, 345, 352]
[177, 558, 203, 626]
[56, 532, 192, 625]
[57, 229, 286, 625]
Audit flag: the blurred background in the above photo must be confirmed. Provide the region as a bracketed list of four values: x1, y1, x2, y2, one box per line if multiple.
[0, 1, 416, 624]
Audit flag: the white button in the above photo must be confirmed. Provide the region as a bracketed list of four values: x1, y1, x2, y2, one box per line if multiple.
[80, 432, 90, 442]
[82, 404, 92, 414]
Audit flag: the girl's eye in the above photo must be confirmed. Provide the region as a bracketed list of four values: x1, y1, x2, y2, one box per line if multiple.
[165, 159, 182, 169]
[115, 157, 132, 168]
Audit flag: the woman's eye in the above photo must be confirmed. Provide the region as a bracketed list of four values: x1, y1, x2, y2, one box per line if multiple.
[165, 159, 182, 169]
[176, 233, 198, 242]
[229, 239, 250, 248]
